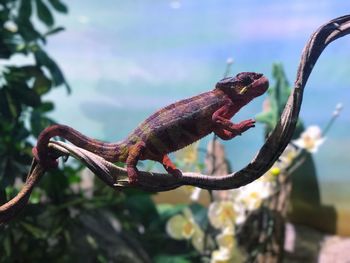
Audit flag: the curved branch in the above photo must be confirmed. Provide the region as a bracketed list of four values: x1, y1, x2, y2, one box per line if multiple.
[0, 160, 45, 224]
[1, 15, 350, 224]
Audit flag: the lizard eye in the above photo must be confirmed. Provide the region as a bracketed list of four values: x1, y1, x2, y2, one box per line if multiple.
[241, 76, 252, 86]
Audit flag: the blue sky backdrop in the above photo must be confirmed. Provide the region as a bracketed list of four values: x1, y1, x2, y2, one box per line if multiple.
[44, 1, 350, 207]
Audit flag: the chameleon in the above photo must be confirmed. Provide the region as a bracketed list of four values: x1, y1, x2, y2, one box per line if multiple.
[32, 72, 269, 184]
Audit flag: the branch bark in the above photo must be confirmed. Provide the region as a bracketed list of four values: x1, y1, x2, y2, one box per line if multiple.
[1, 15, 350, 224]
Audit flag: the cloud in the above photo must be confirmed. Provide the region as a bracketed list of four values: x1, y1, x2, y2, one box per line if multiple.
[169, 1, 181, 9]
[47, 30, 157, 84]
[77, 15, 90, 24]
[235, 16, 325, 41]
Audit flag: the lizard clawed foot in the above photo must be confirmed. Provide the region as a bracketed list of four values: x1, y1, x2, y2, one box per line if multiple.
[127, 166, 139, 185]
[238, 119, 256, 133]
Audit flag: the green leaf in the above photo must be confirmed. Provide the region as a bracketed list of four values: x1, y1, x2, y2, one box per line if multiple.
[17, 19, 44, 42]
[255, 111, 275, 128]
[30, 110, 55, 137]
[7, 65, 53, 95]
[34, 49, 71, 93]
[4, 89, 20, 119]
[154, 255, 191, 263]
[48, 0, 68, 13]
[189, 203, 208, 227]
[40, 169, 70, 200]
[255, 63, 292, 134]
[125, 194, 158, 223]
[33, 72, 52, 95]
[21, 222, 46, 239]
[12, 84, 41, 107]
[29, 189, 42, 204]
[4, 235, 11, 256]
[156, 204, 186, 219]
[13, 126, 31, 141]
[37, 101, 55, 112]
[4, 66, 30, 83]
[0, 158, 15, 188]
[36, 0, 55, 27]
[0, 89, 14, 120]
[44, 26, 65, 37]
[67, 173, 81, 184]
[19, 0, 32, 20]
[0, 41, 12, 59]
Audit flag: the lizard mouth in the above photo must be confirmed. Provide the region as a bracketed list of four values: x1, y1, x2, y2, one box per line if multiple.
[237, 72, 269, 96]
[251, 74, 269, 94]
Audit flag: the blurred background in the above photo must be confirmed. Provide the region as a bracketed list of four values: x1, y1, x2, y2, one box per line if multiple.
[1, 0, 350, 262]
[46, 0, 350, 232]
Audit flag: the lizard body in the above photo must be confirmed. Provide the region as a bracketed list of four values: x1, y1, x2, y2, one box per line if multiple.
[33, 72, 269, 183]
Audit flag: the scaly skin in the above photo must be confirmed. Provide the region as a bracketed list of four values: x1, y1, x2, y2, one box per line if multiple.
[32, 72, 269, 184]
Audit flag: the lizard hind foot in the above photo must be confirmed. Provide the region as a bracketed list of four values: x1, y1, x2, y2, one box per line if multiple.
[32, 147, 59, 169]
[161, 155, 182, 178]
[126, 166, 139, 185]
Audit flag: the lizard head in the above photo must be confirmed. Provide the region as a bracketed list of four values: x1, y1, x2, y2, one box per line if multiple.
[215, 72, 269, 101]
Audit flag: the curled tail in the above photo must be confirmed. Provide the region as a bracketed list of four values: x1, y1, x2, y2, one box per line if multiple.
[33, 124, 123, 168]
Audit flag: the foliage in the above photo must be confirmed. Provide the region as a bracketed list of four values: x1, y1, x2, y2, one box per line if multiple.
[255, 63, 304, 138]
[0, 1, 159, 262]
[0, 0, 69, 191]
[0, 3, 202, 261]
[0, 0, 78, 261]
[163, 63, 340, 263]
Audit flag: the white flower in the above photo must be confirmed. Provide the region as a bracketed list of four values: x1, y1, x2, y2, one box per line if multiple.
[191, 224, 205, 253]
[333, 103, 343, 117]
[279, 144, 298, 167]
[226, 57, 234, 65]
[236, 179, 272, 211]
[216, 227, 235, 250]
[211, 247, 233, 263]
[190, 187, 202, 201]
[166, 208, 195, 240]
[293, 125, 325, 153]
[211, 228, 244, 263]
[208, 201, 237, 230]
[4, 20, 18, 33]
[166, 208, 205, 252]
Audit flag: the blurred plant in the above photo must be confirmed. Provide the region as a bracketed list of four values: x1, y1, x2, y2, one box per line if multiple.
[166, 207, 205, 253]
[175, 141, 201, 172]
[256, 63, 304, 138]
[208, 201, 241, 229]
[0, 1, 157, 262]
[293, 125, 325, 153]
[164, 62, 343, 263]
[0, 0, 70, 191]
[0, 0, 83, 261]
[211, 227, 245, 263]
[174, 141, 205, 201]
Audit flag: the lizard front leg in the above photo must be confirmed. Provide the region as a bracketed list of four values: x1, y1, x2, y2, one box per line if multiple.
[126, 142, 146, 184]
[214, 128, 236, 140]
[212, 105, 255, 138]
[161, 155, 182, 177]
